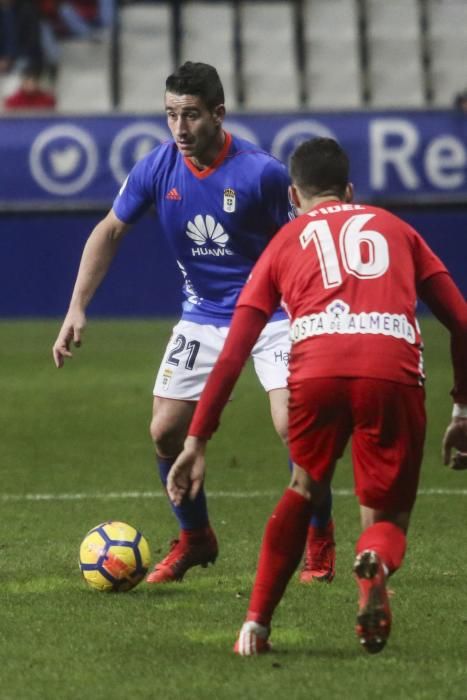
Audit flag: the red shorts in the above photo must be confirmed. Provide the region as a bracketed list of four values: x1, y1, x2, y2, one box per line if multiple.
[288, 377, 426, 512]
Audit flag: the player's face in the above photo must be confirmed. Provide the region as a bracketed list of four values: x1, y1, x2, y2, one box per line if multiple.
[165, 92, 225, 167]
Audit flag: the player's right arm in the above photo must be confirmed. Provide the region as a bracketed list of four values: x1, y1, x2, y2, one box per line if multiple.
[418, 270, 467, 469]
[53, 144, 157, 368]
[52, 210, 130, 368]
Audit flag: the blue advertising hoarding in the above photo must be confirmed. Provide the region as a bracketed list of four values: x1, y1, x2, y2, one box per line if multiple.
[0, 111, 466, 317]
[1, 110, 467, 207]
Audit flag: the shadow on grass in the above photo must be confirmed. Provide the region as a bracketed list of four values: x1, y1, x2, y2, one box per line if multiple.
[269, 646, 369, 661]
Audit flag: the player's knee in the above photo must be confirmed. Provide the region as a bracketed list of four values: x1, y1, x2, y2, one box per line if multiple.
[149, 415, 184, 457]
[289, 464, 313, 500]
[289, 464, 330, 504]
[289, 481, 312, 500]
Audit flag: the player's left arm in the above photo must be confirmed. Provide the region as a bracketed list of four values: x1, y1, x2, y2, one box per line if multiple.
[260, 159, 294, 233]
[418, 271, 467, 469]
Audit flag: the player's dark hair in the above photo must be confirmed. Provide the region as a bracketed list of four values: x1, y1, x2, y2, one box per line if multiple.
[166, 62, 225, 110]
[290, 138, 349, 199]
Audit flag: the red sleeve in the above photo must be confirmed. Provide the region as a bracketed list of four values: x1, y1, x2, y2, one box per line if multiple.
[189, 306, 269, 439]
[412, 228, 448, 284]
[418, 272, 467, 403]
[236, 242, 281, 315]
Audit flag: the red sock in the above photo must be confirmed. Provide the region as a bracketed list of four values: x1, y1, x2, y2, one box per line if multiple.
[247, 489, 313, 626]
[356, 521, 407, 574]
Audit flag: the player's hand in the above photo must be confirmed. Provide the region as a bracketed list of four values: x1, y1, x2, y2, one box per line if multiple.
[442, 417, 467, 470]
[167, 436, 207, 505]
[52, 309, 86, 368]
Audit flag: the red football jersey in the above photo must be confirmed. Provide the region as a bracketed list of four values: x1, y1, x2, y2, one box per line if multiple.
[237, 200, 447, 386]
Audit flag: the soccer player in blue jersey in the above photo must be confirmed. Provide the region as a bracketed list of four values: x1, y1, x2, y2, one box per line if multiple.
[52, 61, 335, 583]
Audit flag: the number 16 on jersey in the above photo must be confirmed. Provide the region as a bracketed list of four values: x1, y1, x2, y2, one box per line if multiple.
[300, 214, 390, 288]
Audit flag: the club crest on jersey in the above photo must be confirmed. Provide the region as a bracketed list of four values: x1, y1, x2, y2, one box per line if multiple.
[161, 367, 173, 390]
[223, 188, 236, 213]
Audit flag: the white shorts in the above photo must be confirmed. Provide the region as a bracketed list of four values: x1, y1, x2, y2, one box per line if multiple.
[153, 319, 290, 401]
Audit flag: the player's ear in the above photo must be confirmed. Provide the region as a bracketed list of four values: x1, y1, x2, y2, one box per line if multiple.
[289, 184, 302, 210]
[344, 183, 354, 202]
[213, 104, 225, 124]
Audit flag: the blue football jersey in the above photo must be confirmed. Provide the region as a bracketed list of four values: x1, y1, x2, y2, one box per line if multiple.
[113, 132, 292, 325]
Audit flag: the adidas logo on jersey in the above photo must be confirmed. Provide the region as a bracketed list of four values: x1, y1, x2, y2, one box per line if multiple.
[166, 188, 182, 200]
[186, 214, 233, 256]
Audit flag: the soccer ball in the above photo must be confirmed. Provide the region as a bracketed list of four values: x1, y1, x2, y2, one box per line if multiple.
[79, 521, 151, 592]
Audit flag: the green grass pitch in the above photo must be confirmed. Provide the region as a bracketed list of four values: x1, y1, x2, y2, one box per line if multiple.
[0, 318, 466, 699]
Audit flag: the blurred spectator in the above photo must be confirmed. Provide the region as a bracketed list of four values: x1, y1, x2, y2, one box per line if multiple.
[38, 4, 60, 80]
[3, 64, 56, 110]
[0, 0, 16, 73]
[39, 0, 114, 41]
[38, 0, 115, 79]
[67, 0, 115, 34]
[454, 89, 467, 114]
[0, 0, 43, 75]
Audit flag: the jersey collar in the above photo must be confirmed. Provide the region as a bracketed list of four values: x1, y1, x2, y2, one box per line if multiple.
[183, 131, 232, 179]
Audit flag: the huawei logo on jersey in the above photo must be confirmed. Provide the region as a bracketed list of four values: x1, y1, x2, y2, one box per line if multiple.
[166, 187, 182, 200]
[186, 215, 233, 256]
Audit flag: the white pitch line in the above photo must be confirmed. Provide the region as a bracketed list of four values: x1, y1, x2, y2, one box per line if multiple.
[1, 488, 467, 502]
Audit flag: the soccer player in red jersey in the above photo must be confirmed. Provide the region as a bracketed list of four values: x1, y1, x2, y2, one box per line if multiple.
[167, 138, 467, 654]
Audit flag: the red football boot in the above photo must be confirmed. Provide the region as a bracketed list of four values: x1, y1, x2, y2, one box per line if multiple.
[353, 549, 392, 654]
[146, 526, 218, 583]
[299, 520, 336, 583]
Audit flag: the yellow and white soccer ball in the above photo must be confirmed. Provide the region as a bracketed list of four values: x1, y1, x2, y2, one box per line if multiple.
[79, 521, 151, 592]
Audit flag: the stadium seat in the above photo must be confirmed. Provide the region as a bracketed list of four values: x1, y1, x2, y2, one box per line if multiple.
[303, 0, 362, 108]
[365, 0, 420, 39]
[56, 39, 111, 112]
[430, 36, 467, 106]
[364, 0, 425, 107]
[119, 2, 173, 112]
[180, 1, 238, 108]
[426, 0, 467, 106]
[304, 0, 359, 41]
[240, 1, 300, 110]
[306, 49, 361, 109]
[367, 38, 425, 108]
[426, 0, 467, 40]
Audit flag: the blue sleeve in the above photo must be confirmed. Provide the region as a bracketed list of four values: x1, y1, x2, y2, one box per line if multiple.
[259, 159, 294, 235]
[112, 153, 155, 224]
